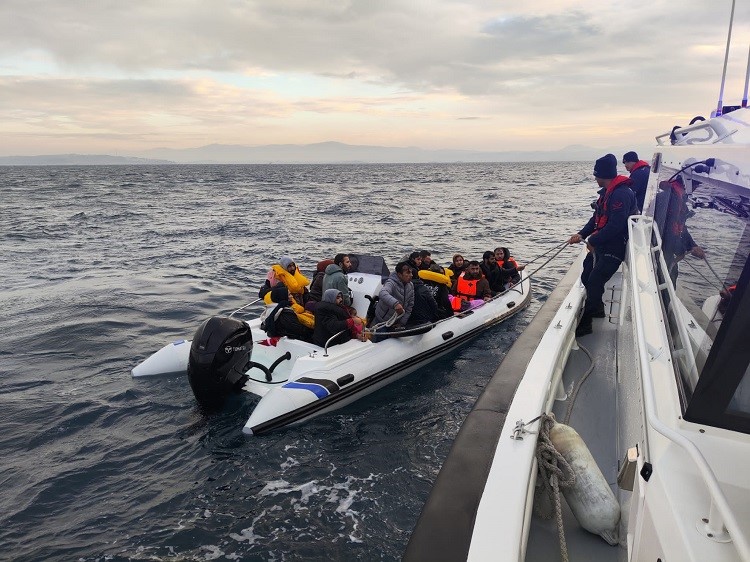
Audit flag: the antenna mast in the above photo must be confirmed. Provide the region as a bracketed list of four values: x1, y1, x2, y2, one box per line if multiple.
[715, 0, 736, 116]
[743, 44, 750, 108]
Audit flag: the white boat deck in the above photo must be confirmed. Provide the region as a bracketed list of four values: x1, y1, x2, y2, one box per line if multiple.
[526, 272, 626, 561]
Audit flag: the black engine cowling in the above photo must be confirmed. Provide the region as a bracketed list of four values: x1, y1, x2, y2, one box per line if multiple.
[187, 316, 253, 408]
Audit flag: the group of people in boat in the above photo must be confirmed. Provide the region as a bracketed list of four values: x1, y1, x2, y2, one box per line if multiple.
[257, 248, 525, 347]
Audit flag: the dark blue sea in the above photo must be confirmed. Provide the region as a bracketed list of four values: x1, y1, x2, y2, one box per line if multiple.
[0, 162, 593, 561]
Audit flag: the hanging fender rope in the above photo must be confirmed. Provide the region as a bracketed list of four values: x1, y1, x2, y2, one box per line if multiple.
[535, 412, 576, 562]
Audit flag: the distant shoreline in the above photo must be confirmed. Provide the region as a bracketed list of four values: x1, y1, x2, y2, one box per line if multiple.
[0, 142, 648, 166]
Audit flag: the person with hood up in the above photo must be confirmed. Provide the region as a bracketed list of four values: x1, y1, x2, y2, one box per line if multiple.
[322, 253, 353, 307]
[373, 261, 415, 328]
[261, 286, 314, 342]
[312, 289, 365, 347]
[567, 153, 638, 337]
[259, 256, 310, 304]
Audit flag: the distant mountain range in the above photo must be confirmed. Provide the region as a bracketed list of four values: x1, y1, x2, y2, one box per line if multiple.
[0, 141, 649, 165]
[0, 154, 173, 166]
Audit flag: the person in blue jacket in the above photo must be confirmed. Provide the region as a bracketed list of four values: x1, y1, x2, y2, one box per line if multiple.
[623, 151, 650, 212]
[567, 154, 638, 336]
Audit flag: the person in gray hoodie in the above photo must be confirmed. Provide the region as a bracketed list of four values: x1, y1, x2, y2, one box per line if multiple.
[322, 253, 353, 306]
[373, 261, 415, 327]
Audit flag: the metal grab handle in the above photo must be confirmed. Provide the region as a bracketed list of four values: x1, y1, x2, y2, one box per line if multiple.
[324, 329, 349, 356]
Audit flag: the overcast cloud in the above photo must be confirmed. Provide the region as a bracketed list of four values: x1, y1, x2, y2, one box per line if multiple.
[1, 0, 748, 155]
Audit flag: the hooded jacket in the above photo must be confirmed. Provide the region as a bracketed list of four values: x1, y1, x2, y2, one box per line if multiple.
[313, 289, 356, 347]
[374, 272, 414, 326]
[322, 263, 352, 306]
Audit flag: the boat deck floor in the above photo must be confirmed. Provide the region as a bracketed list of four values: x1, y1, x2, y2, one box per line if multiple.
[526, 273, 627, 562]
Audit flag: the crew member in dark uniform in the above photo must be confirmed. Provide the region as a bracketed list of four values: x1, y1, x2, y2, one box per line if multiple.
[568, 154, 638, 337]
[623, 151, 650, 212]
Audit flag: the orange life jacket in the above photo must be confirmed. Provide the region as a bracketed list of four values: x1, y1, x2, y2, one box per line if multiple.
[497, 257, 519, 269]
[594, 175, 632, 231]
[456, 272, 480, 299]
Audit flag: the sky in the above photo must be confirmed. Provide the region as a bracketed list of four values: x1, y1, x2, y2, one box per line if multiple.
[1, 0, 749, 156]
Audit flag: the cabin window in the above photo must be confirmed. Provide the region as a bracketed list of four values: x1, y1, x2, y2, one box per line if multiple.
[647, 154, 750, 433]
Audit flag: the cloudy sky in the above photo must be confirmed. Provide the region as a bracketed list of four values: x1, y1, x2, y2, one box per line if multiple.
[1, 0, 749, 156]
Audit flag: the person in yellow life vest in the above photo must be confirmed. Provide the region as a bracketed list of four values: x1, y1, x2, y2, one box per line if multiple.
[261, 285, 314, 341]
[259, 255, 310, 304]
[449, 260, 492, 311]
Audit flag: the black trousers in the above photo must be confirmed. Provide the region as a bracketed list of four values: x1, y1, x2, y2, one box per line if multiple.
[581, 250, 622, 317]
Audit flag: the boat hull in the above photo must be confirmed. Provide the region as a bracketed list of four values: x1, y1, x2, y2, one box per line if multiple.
[245, 276, 532, 434]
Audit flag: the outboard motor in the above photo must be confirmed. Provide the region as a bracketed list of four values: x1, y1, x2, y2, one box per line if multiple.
[187, 316, 253, 408]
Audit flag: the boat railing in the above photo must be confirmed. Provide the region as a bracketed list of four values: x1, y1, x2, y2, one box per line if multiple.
[228, 298, 263, 317]
[655, 119, 738, 146]
[648, 222, 702, 387]
[323, 330, 350, 356]
[628, 216, 750, 560]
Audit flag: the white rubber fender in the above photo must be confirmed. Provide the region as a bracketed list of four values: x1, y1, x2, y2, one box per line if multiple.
[549, 423, 620, 545]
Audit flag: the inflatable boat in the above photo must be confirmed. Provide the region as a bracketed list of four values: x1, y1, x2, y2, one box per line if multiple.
[132, 255, 532, 435]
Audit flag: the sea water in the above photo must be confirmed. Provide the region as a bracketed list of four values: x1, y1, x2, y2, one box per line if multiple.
[0, 162, 593, 561]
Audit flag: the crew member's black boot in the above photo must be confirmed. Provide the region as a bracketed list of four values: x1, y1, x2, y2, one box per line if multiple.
[591, 303, 606, 318]
[575, 314, 593, 337]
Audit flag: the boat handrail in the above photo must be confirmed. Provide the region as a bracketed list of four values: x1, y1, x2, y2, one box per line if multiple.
[228, 298, 263, 317]
[648, 222, 702, 387]
[323, 330, 349, 356]
[655, 119, 738, 146]
[628, 216, 750, 560]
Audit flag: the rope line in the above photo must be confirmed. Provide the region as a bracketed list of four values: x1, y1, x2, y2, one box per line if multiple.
[534, 412, 575, 562]
[563, 342, 595, 425]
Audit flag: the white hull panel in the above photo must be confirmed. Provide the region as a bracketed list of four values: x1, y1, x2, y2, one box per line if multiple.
[131, 339, 190, 377]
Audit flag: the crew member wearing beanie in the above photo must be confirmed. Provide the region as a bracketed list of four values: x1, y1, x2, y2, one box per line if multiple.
[623, 151, 650, 211]
[566, 154, 638, 337]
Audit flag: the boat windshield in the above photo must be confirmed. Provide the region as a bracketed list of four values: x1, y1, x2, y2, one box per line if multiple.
[646, 153, 750, 434]
[348, 254, 390, 279]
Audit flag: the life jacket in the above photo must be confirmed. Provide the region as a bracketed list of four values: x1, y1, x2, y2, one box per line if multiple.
[456, 272, 480, 298]
[418, 269, 452, 287]
[451, 272, 481, 311]
[593, 175, 633, 232]
[631, 160, 650, 172]
[271, 264, 310, 300]
[496, 257, 519, 269]
[665, 179, 688, 236]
